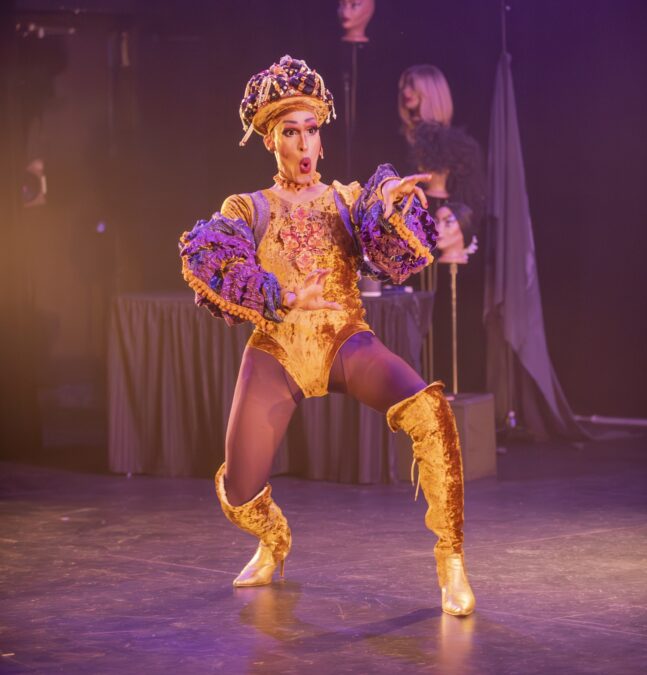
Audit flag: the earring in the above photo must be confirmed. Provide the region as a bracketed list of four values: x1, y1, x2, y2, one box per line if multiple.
[319, 145, 324, 160]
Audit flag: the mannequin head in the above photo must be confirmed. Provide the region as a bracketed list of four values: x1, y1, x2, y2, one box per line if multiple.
[435, 202, 474, 264]
[398, 65, 453, 142]
[338, 0, 375, 43]
[264, 107, 322, 186]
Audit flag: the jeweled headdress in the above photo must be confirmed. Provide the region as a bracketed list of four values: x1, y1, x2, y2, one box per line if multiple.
[239, 55, 336, 146]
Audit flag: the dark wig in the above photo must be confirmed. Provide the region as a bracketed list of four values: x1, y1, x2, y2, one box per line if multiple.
[409, 122, 486, 226]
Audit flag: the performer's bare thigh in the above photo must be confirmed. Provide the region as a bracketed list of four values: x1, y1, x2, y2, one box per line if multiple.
[328, 332, 426, 413]
[225, 346, 301, 505]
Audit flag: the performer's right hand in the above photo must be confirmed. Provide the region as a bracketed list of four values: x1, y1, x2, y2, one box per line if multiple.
[282, 269, 342, 311]
[382, 172, 432, 219]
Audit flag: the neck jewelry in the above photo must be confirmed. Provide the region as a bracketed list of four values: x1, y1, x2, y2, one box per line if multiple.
[273, 171, 321, 192]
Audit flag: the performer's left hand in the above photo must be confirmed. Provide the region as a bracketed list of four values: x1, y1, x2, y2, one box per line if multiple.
[382, 173, 432, 219]
[283, 269, 342, 311]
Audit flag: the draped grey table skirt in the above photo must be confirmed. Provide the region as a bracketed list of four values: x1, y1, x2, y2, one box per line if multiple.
[108, 291, 434, 483]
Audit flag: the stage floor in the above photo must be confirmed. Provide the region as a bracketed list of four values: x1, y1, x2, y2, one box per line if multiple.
[2, 434, 646, 674]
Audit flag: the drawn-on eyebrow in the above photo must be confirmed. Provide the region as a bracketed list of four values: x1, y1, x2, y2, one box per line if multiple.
[282, 117, 317, 125]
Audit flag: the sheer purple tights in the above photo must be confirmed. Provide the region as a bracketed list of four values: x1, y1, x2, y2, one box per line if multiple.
[224, 331, 425, 505]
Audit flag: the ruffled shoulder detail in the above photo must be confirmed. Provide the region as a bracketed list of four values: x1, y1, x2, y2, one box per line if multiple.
[331, 180, 362, 214]
[220, 193, 254, 224]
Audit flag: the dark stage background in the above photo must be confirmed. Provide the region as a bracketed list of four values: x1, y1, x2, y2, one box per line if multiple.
[2, 0, 646, 461]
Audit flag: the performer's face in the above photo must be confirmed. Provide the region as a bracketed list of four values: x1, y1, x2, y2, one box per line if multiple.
[400, 77, 421, 114]
[435, 206, 464, 252]
[267, 109, 321, 185]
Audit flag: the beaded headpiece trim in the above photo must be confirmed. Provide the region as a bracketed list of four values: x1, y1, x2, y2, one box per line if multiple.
[239, 55, 336, 146]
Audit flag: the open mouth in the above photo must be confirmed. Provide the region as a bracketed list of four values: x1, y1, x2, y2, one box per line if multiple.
[299, 158, 311, 174]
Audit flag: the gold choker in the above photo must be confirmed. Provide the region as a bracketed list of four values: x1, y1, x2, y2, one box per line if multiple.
[273, 171, 321, 192]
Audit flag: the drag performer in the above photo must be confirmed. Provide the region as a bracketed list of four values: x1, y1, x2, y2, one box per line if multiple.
[179, 56, 475, 616]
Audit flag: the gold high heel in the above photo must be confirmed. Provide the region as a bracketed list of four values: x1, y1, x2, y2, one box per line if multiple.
[387, 382, 476, 617]
[437, 553, 475, 616]
[233, 543, 280, 587]
[215, 464, 291, 587]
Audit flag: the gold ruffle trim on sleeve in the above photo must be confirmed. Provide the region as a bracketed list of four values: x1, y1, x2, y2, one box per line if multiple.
[387, 210, 435, 264]
[180, 249, 279, 331]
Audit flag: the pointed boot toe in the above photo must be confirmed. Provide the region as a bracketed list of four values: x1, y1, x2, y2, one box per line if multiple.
[233, 542, 283, 587]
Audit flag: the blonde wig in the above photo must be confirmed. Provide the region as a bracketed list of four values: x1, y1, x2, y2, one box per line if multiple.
[398, 65, 454, 142]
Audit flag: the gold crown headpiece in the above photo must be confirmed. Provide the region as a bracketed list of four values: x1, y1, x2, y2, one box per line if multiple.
[239, 54, 336, 146]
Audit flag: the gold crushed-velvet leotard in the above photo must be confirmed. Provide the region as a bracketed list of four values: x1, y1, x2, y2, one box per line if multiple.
[221, 185, 372, 397]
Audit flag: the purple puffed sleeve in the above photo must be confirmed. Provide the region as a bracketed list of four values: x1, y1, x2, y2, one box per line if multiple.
[179, 213, 282, 327]
[353, 164, 437, 284]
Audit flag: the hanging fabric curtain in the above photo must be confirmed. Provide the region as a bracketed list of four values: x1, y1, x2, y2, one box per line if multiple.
[483, 51, 586, 440]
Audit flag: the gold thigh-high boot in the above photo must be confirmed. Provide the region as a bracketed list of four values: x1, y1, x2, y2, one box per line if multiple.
[214, 463, 291, 587]
[386, 383, 475, 616]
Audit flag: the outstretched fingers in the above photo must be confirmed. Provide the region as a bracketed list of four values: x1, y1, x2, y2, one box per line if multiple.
[384, 173, 433, 218]
[291, 268, 342, 311]
[315, 269, 331, 286]
[404, 172, 434, 185]
[414, 185, 428, 209]
[303, 269, 320, 286]
[304, 268, 330, 288]
[402, 193, 415, 215]
[311, 268, 332, 288]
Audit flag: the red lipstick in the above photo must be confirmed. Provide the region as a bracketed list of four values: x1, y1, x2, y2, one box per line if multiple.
[299, 158, 311, 174]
